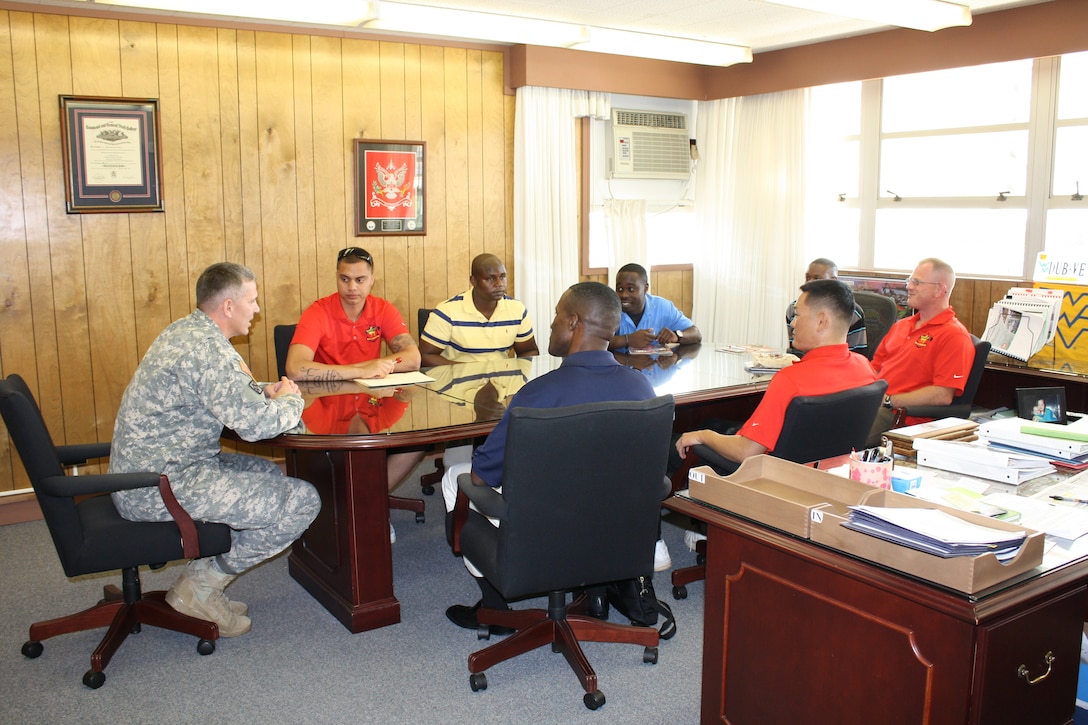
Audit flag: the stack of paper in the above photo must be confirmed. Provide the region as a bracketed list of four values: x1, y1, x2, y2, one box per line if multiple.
[884, 417, 978, 457]
[843, 505, 1027, 561]
[912, 437, 1055, 485]
[979, 416, 1088, 464]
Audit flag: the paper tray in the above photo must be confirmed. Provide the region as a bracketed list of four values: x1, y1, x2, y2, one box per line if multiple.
[809, 490, 1045, 594]
[686, 455, 1044, 593]
[687, 455, 883, 537]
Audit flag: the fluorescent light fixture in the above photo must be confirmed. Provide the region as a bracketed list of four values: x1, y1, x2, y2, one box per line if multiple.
[576, 28, 753, 67]
[92, 0, 379, 26]
[761, 0, 972, 32]
[81, 0, 752, 67]
[363, 2, 590, 48]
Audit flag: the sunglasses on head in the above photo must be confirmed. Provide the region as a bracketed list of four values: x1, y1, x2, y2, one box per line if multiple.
[337, 247, 373, 265]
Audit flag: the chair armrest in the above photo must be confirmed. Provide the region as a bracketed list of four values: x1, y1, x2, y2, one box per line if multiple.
[56, 441, 111, 467]
[658, 476, 672, 500]
[157, 474, 201, 559]
[457, 472, 507, 519]
[38, 471, 162, 498]
[39, 472, 202, 559]
[897, 404, 961, 419]
[692, 444, 740, 476]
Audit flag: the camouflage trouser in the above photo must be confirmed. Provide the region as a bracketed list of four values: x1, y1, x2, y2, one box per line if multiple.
[113, 453, 320, 575]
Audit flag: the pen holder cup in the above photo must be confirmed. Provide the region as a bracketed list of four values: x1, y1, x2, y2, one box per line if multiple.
[849, 457, 893, 490]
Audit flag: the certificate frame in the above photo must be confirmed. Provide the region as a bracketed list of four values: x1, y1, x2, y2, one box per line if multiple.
[354, 139, 425, 236]
[59, 95, 164, 213]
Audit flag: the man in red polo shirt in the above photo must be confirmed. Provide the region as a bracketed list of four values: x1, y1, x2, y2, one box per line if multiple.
[675, 279, 877, 467]
[867, 257, 975, 443]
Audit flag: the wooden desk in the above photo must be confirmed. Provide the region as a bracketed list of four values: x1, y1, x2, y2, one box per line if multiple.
[264, 346, 768, 633]
[667, 492, 1088, 725]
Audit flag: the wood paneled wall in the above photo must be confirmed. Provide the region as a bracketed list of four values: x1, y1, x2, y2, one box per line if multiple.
[0, 10, 514, 491]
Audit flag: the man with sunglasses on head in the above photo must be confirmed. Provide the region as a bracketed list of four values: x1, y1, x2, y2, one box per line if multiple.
[287, 247, 421, 381]
[867, 257, 974, 444]
[286, 248, 424, 541]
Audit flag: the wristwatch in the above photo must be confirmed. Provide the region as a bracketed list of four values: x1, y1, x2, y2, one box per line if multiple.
[883, 394, 893, 409]
[676, 329, 684, 342]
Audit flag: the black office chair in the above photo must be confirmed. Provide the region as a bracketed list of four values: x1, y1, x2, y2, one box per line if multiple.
[854, 291, 899, 360]
[895, 335, 991, 421]
[452, 396, 675, 710]
[272, 324, 426, 518]
[670, 379, 887, 599]
[0, 374, 233, 689]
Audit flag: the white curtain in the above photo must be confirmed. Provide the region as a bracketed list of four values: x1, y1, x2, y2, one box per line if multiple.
[514, 87, 610, 336]
[692, 89, 809, 349]
[604, 198, 648, 283]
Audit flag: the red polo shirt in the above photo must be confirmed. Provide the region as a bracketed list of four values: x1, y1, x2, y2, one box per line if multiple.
[739, 344, 878, 452]
[292, 293, 409, 365]
[871, 306, 975, 425]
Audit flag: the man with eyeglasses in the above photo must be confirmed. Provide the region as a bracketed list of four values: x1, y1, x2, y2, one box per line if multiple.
[867, 257, 975, 443]
[286, 247, 424, 541]
[419, 253, 538, 367]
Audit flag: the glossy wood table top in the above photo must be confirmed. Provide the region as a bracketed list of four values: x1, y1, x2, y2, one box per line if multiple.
[267, 343, 771, 450]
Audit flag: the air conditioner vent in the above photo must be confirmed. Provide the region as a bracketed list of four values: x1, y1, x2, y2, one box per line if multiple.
[613, 110, 688, 131]
[611, 108, 691, 180]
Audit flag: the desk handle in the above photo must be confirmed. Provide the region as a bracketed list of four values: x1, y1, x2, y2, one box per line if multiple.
[1017, 651, 1055, 685]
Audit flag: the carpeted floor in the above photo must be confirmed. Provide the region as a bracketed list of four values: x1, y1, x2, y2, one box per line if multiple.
[0, 465, 704, 724]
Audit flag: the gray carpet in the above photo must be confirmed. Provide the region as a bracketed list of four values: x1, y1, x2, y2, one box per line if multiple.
[0, 466, 704, 724]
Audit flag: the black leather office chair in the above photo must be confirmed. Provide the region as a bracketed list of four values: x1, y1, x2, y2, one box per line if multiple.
[670, 379, 887, 599]
[273, 323, 296, 379]
[272, 324, 426, 518]
[853, 291, 899, 360]
[895, 335, 991, 421]
[452, 396, 675, 710]
[0, 374, 233, 689]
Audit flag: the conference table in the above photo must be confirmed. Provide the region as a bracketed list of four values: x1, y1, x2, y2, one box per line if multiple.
[261, 344, 770, 633]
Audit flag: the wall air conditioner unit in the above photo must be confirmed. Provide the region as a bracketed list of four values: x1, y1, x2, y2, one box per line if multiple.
[611, 108, 691, 180]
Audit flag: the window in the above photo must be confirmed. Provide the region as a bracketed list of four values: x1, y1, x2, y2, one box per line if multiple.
[807, 53, 1088, 277]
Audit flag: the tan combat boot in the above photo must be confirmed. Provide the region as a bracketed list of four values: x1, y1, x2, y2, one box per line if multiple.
[166, 559, 252, 637]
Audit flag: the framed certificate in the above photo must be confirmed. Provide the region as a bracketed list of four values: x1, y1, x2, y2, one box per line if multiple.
[354, 139, 425, 236]
[59, 95, 164, 213]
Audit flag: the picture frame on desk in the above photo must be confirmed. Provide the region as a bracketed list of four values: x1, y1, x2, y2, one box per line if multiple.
[1016, 386, 1067, 424]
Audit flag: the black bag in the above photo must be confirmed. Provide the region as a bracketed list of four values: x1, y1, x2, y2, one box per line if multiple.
[606, 575, 677, 640]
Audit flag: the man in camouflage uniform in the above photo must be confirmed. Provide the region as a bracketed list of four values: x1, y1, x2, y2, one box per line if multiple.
[110, 262, 320, 637]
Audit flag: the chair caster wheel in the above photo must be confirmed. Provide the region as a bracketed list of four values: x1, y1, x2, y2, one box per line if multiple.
[469, 672, 487, 692]
[583, 690, 606, 710]
[643, 646, 659, 664]
[197, 639, 216, 655]
[415, 512, 425, 524]
[22, 640, 43, 659]
[696, 553, 706, 566]
[422, 485, 435, 496]
[672, 584, 688, 600]
[477, 624, 491, 640]
[83, 669, 106, 689]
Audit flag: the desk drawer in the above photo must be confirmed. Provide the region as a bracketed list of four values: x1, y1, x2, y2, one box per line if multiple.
[972, 586, 1086, 725]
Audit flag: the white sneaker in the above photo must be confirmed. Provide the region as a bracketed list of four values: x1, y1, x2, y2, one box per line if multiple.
[684, 529, 706, 552]
[390, 522, 396, 544]
[653, 539, 672, 572]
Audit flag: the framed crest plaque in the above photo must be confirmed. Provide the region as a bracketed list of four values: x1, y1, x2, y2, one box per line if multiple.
[59, 95, 164, 213]
[353, 139, 426, 236]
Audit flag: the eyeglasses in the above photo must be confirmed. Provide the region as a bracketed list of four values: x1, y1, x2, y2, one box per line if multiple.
[337, 247, 373, 265]
[906, 277, 941, 287]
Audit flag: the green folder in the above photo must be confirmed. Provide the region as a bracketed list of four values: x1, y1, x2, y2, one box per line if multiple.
[1021, 423, 1088, 442]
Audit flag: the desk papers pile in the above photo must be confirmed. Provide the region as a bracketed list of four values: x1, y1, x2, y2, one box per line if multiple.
[912, 437, 1055, 485]
[979, 416, 1088, 465]
[844, 505, 1027, 561]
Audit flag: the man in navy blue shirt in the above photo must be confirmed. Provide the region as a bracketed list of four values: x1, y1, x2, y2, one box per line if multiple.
[442, 281, 657, 634]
